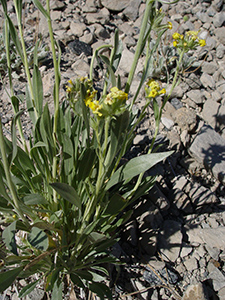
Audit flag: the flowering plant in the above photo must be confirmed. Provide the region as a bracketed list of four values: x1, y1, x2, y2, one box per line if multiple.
[0, 0, 205, 298]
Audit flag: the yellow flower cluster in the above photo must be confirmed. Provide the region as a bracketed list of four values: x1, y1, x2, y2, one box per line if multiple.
[145, 79, 166, 99]
[85, 87, 128, 118]
[172, 30, 206, 52]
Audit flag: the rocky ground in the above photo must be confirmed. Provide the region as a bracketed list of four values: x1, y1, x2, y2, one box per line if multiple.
[0, 0, 225, 299]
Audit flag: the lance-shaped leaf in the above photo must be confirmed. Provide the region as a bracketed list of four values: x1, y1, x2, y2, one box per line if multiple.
[2, 221, 18, 255]
[50, 183, 81, 210]
[106, 151, 173, 189]
[0, 266, 23, 292]
[32, 0, 50, 19]
[28, 227, 49, 251]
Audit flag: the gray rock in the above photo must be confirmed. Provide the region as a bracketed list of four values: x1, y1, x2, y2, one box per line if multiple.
[216, 44, 225, 59]
[94, 24, 110, 39]
[212, 90, 222, 102]
[173, 107, 197, 132]
[216, 80, 225, 95]
[68, 40, 92, 56]
[158, 220, 183, 262]
[100, 0, 130, 11]
[201, 62, 218, 75]
[70, 21, 86, 37]
[200, 73, 216, 89]
[208, 264, 225, 291]
[213, 11, 225, 27]
[214, 27, 225, 45]
[186, 73, 202, 89]
[185, 181, 218, 206]
[85, 9, 110, 24]
[161, 116, 174, 130]
[123, 0, 142, 21]
[213, 0, 224, 11]
[182, 283, 209, 300]
[187, 89, 205, 104]
[189, 124, 225, 184]
[202, 99, 220, 129]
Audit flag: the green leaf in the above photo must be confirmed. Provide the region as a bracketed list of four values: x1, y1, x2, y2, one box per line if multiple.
[50, 183, 81, 210]
[7, 16, 24, 64]
[51, 279, 62, 300]
[0, 168, 11, 201]
[15, 0, 23, 23]
[32, 65, 43, 116]
[77, 147, 96, 181]
[2, 221, 18, 255]
[0, 0, 7, 14]
[28, 227, 49, 251]
[19, 278, 41, 298]
[103, 194, 126, 216]
[99, 54, 117, 87]
[106, 151, 173, 189]
[23, 194, 48, 205]
[26, 84, 36, 125]
[70, 273, 85, 289]
[0, 266, 23, 292]
[89, 282, 112, 300]
[105, 111, 129, 168]
[32, 0, 50, 19]
[88, 232, 107, 244]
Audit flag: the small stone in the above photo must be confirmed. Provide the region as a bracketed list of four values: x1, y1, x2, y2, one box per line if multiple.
[214, 27, 225, 45]
[123, 0, 142, 21]
[208, 265, 225, 291]
[187, 89, 204, 104]
[216, 44, 225, 59]
[67, 40, 92, 56]
[213, 11, 225, 27]
[94, 24, 110, 39]
[158, 220, 183, 262]
[80, 32, 94, 44]
[212, 90, 222, 102]
[161, 116, 174, 130]
[216, 80, 225, 95]
[173, 107, 197, 132]
[101, 0, 130, 11]
[202, 99, 220, 129]
[200, 73, 216, 89]
[170, 97, 183, 109]
[182, 283, 209, 300]
[201, 62, 218, 75]
[70, 21, 86, 37]
[186, 73, 202, 89]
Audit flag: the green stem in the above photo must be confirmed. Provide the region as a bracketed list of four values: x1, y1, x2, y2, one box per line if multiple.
[4, 19, 29, 154]
[0, 118, 29, 227]
[128, 51, 185, 199]
[13, 0, 38, 122]
[46, 0, 61, 203]
[89, 45, 112, 81]
[125, 0, 154, 94]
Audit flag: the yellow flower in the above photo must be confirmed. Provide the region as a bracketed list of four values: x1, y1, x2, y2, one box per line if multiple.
[183, 42, 187, 47]
[173, 40, 177, 47]
[148, 89, 158, 98]
[68, 79, 73, 85]
[66, 85, 72, 93]
[89, 100, 103, 117]
[172, 32, 180, 40]
[199, 39, 206, 47]
[147, 79, 160, 91]
[159, 88, 166, 94]
[186, 30, 200, 37]
[168, 22, 173, 30]
[109, 87, 128, 101]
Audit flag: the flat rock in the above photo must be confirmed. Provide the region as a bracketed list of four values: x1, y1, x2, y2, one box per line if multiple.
[67, 40, 92, 56]
[202, 98, 220, 129]
[182, 283, 209, 300]
[100, 0, 130, 11]
[158, 220, 183, 262]
[189, 124, 225, 184]
[186, 227, 225, 250]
